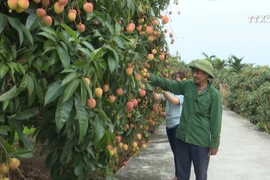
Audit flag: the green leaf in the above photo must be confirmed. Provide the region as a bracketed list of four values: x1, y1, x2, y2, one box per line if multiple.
[115, 22, 121, 34]
[0, 13, 7, 34]
[27, 89, 36, 107]
[3, 141, 16, 153]
[108, 54, 117, 73]
[72, 60, 87, 67]
[7, 17, 24, 45]
[0, 64, 9, 78]
[105, 21, 114, 35]
[15, 149, 34, 158]
[61, 72, 78, 86]
[43, 42, 56, 55]
[105, 45, 119, 63]
[57, 45, 70, 69]
[62, 79, 80, 102]
[26, 14, 37, 30]
[61, 68, 76, 73]
[44, 81, 65, 106]
[26, 74, 35, 95]
[113, 36, 125, 49]
[35, 83, 44, 104]
[7, 62, 17, 77]
[60, 23, 78, 41]
[94, 116, 105, 140]
[2, 100, 9, 111]
[16, 63, 26, 75]
[96, 108, 109, 121]
[41, 51, 57, 70]
[13, 107, 38, 120]
[81, 41, 94, 51]
[20, 74, 28, 88]
[145, 82, 153, 91]
[10, 45, 17, 60]
[74, 160, 84, 176]
[0, 85, 17, 102]
[17, 131, 34, 150]
[55, 95, 73, 131]
[77, 46, 92, 57]
[91, 47, 104, 60]
[40, 25, 57, 36]
[93, 30, 102, 38]
[80, 82, 87, 105]
[38, 32, 57, 42]
[0, 114, 5, 123]
[75, 98, 89, 143]
[93, 61, 103, 79]
[0, 125, 10, 135]
[21, 24, 33, 44]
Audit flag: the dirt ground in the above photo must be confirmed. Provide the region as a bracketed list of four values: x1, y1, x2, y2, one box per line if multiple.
[9, 147, 50, 180]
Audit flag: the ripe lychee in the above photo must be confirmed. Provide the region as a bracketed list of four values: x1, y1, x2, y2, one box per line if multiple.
[36, 8, 46, 18]
[162, 16, 169, 24]
[15, 6, 24, 13]
[43, 15, 52, 26]
[83, 2, 93, 13]
[58, 0, 68, 6]
[68, 9, 76, 21]
[94, 87, 103, 97]
[9, 158, 20, 169]
[139, 89, 146, 97]
[108, 95, 116, 103]
[126, 101, 134, 112]
[116, 88, 123, 96]
[54, 2, 64, 14]
[103, 84, 109, 93]
[7, 0, 18, 10]
[145, 26, 154, 35]
[42, 0, 50, 6]
[77, 23, 85, 32]
[18, 0, 29, 9]
[126, 67, 133, 76]
[152, 20, 159, 26]
[87, 98, 96, 109]
[84, 78, 90, 85]
[147, 54, 154, 61]
[32, 0, 40, 3]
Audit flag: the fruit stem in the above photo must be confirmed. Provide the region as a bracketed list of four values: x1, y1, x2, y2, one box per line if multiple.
[0, 137, 27, 180]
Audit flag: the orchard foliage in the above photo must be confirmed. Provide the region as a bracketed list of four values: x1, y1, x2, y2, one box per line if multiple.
[218, 64, 270, 133]
[0, 0, 182, 179]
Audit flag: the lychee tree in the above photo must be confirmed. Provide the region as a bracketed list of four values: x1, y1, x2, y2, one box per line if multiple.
[0, 0, 178, 179]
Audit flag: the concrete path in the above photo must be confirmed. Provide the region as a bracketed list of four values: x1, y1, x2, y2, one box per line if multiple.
[114, 107, 270, 180]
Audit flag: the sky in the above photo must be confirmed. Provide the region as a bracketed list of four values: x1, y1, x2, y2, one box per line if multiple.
[165, 0, 270, 66]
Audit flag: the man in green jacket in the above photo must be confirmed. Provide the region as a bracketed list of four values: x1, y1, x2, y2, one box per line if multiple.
[146, 59, 223, 180]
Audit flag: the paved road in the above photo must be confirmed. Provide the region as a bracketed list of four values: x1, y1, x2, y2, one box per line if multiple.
[114, 107, 270, 180]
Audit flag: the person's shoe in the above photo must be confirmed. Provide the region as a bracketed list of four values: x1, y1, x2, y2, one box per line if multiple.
[171, 177, 177, 180]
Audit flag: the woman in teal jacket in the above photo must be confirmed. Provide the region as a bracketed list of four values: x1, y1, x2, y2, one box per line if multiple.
[153, 71, 185, 180]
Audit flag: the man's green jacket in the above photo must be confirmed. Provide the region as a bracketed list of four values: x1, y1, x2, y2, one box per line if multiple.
[149, 74, 223, 149]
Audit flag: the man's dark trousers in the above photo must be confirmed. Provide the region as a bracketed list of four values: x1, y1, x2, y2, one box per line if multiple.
[175, 138, 210, 180]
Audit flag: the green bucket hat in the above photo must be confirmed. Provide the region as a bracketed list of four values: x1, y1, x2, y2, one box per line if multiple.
[189, 59, 214, 79]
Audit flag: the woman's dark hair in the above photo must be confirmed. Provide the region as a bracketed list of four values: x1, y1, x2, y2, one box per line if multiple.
[171, 71, 186, 79]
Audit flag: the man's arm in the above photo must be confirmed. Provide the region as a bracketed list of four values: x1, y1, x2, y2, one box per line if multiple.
[209, 91, 223, 152]
[147, 73, 185, 95]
